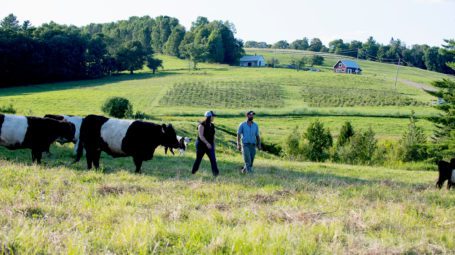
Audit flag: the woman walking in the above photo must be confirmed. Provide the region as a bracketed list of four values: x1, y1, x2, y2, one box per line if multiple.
[191, 111, 219, 177]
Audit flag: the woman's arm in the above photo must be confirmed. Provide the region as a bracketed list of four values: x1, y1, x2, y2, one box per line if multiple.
[198, 125, 212, 149]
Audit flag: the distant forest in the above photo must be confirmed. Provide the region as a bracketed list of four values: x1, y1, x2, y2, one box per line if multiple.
[0, 15, 243, 87]
[1, 13, 454, 88]
[246, 38, 455, 74]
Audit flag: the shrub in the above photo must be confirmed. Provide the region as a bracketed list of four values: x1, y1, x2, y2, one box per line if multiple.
[0, 104, 16, 114]
[398, 112, 427, 162]
[337, 121, 355, 147]
[310, 55, 324, 66]
[374, 140, 400, 166]
[267, 58, 280, 67]
[101, 97, 133, 118]
[283, 126, 302, 159]
[302, 120, 333, 162]
[132, 111, 151, 120]
[350, 128, 377, 164]
[337, 128, 378, 165]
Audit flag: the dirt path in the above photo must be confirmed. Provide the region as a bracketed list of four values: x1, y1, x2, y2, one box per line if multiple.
[399, 79, 437, 92]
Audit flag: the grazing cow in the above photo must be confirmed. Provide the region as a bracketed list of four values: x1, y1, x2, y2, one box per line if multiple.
[436, 158, 455, 190]
[0, 114, 75, 163]
[75, 114, 180, 173]
[165, 136, 191, 155]
[44, 114, 83, 153]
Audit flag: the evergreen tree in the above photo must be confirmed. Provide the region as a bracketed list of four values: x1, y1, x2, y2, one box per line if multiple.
[302, 120, 333, 162]
[337, 121, 355, 147]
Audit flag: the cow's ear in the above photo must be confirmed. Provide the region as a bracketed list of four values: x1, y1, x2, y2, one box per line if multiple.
[161, 124, 166, 133]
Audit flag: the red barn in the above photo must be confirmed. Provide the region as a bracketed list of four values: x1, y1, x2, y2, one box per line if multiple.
[333, 60, 362, 74]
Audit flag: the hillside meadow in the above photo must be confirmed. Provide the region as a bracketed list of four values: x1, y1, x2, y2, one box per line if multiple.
[0, 147, 454, 254]
[1, 51, 455, 253]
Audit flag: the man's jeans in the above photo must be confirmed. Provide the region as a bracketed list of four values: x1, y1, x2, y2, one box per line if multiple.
[242, 143, 256, 173]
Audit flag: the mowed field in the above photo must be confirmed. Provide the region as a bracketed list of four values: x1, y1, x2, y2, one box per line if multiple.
[0, 50, 455, 254]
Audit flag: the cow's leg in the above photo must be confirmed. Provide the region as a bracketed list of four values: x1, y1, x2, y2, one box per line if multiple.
[86, 150, 94, 170]
[448, 181, 453, 190]
[31, 148, 42, 164]
[31, 150, 36, 163]
[133, 156, 143, 174]
[93, 150, 101, 169]
[35, 151, 42, 164]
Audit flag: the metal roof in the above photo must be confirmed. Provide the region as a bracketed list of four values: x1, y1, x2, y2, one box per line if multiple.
[240, 55, 265, 62]
[335, 59, 361, 69]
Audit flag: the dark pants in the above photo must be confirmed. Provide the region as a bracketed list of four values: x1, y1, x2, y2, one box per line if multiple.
[192, 141, 219, 176]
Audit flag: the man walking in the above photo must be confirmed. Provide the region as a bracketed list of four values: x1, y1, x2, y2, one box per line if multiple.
[237, 111, 261, 173]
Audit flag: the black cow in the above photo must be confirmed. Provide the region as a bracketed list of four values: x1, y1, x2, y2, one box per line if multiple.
[0, 114, 75, 163]
[436, 158, 455, 190]
[44, 114, 83, 154]
[164, 136, 191, 156]
[75, 114, 180, 173]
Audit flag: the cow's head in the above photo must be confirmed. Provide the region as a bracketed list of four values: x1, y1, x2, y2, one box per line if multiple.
[56, 120, 76, 144]
[162, 124, 180, 149]
[177, 136, 191, 155]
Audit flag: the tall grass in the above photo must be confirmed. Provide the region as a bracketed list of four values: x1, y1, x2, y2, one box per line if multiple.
[0, 150, 454, 254]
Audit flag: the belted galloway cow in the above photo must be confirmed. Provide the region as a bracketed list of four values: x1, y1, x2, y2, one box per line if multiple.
[436, 158, 455, 190]
[0, 114, 75, 163]
[75, 114, 180, 173]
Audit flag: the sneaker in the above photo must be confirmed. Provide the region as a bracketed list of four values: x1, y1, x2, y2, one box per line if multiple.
[240, 167, 246, 174]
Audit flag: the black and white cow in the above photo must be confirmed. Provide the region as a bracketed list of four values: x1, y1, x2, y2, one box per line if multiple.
[44, 114, 83, 153]
[0, 114, 75, 163]
[436, 158, 455, 190]
[165, 136, 191, 156]
[75, 114, 180, 173]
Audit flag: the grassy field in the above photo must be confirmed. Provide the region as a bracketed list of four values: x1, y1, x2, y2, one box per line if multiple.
[0, 54, 445, 118]
[1, 50, 455, 253]
[0, 147, 454, 254]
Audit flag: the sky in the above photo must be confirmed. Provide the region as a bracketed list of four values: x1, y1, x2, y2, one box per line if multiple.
[1, 0, 454, 47]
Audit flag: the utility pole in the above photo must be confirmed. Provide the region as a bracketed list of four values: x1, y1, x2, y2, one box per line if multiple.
[394, 58, 401, 91]
[273, 48, 276, 68]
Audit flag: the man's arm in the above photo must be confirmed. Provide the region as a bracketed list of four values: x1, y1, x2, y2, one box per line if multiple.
[256, 134, 261, 150]
[237, 124, 242, 151]
[256, 125, 261, 150]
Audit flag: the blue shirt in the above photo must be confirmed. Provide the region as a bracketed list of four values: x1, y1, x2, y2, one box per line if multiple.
[237, 121, 259, 145]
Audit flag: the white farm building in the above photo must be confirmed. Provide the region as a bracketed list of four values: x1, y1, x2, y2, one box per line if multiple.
[239, 55, 266, 67]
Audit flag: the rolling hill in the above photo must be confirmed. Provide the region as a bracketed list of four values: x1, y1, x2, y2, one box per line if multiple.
[0, 49, 454, 254]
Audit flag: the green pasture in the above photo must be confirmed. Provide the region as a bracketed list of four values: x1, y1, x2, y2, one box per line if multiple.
[0, 54, 443, 118]
[0, 50, 454, 254]
[0, 146, 454, 254]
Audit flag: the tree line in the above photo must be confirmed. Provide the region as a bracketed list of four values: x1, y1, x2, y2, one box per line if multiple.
[0, 14, 243, 87]
[246, 37, 455, 74]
